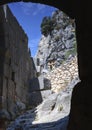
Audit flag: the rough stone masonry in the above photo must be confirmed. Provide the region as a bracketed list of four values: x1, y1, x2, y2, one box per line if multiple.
[0, 5, 38, 126]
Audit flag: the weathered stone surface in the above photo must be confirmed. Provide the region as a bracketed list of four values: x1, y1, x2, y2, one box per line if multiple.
[6, 76, 79, 130]
[35, 10, 76, 73]
[44, 78, 51, 89]
[45, 56, 78, 93]
[0, 5, 37, 121]
[29, 76, 51, 92]
[33, 10, 78, 108]
[28, 91, 43, 106]
[29, 78, 41, 92]
[7, 115, 69, 130]
[41, 90, 52, 100]
[0, 109, 10, 120]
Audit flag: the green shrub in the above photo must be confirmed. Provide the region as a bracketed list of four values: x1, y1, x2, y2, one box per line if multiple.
[41, 16, 54, 36]
[65, 41, 77, 59]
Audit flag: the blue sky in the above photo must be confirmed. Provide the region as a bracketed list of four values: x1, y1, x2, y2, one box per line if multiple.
[8, 2, 57, 57]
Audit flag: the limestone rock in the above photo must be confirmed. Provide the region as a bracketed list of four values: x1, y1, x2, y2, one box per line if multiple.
[45, 56, 78, 93]
[6, 76, 79, 130]
[35, 10, 76, 73]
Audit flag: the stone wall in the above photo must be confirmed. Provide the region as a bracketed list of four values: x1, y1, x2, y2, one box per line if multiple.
[45, 56, 78, 93]
[0, 5, 36, 120]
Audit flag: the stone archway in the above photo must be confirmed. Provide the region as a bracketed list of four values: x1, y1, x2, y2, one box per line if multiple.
[0, 0, 75, 19]
[1, 1, 92, 130]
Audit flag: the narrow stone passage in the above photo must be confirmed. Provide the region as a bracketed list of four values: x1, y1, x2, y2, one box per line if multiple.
[0, 5, 79, 130]
[7, 72, 79, 130]
[7, 110, 69, 130]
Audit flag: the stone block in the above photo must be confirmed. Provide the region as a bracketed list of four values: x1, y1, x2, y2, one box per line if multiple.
[29, 78, 42, 92]
[44, 78, 51, 90]
[41, 90, 52, 100]
[28, 91, 43, 106]
[3, 64, 10, 78]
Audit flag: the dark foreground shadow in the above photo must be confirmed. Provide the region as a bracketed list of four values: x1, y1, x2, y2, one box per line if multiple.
[7, 115, 69, 130]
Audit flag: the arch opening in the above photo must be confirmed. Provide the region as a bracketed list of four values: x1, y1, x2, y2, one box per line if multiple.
[0, 0, 79, 129]
[1, 1, 92, 130]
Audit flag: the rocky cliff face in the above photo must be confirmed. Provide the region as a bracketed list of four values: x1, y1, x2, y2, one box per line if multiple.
[32, 9, 78, 104]
[35, 10, 76, 73]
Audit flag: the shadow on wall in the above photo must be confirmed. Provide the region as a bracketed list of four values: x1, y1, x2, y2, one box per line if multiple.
[28, 58, 43, 107]
[28, 78, 43, 107]
[28, 58, 52, 107]
[7, 115, 69, 129]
